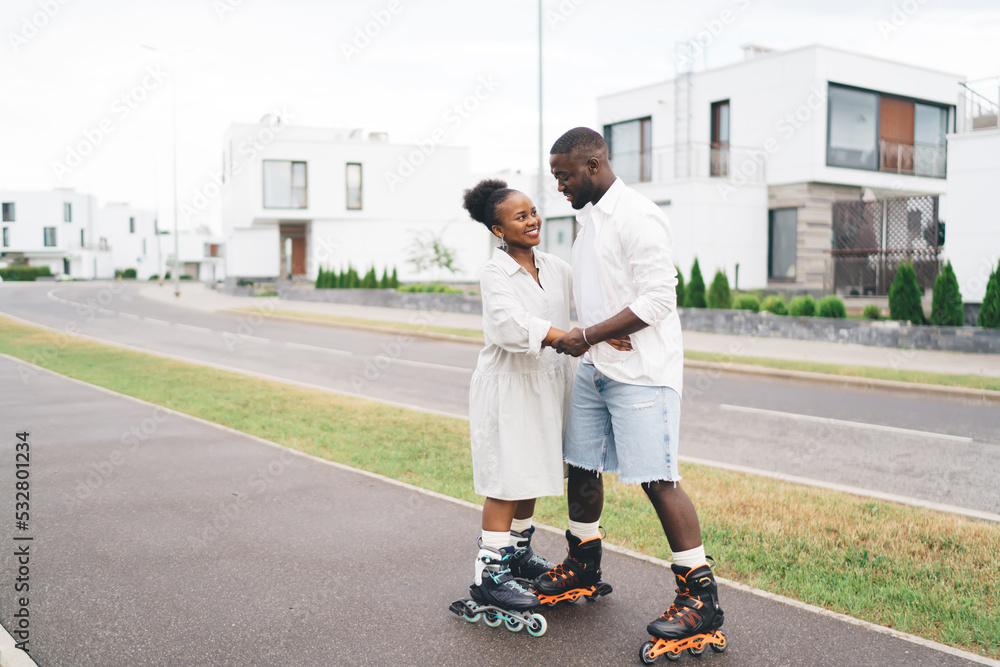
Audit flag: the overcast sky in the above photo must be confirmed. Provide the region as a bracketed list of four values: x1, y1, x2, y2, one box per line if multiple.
[2, 0, 999, 230]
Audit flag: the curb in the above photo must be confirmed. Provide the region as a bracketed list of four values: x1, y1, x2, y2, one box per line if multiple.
[684, 359, 1000, 402]
[0, 625, 38, 667]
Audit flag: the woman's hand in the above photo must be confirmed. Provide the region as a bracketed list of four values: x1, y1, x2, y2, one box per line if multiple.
[605, 335, 633, 352]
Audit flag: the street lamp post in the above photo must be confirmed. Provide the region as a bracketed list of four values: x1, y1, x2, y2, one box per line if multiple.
[142, 44, 182, 297]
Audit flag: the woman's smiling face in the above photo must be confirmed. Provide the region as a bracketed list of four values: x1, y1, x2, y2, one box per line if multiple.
[492, 192, 541, 249]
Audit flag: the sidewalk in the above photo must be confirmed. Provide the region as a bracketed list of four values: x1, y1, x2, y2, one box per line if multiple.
[0, 354, 991, 667]
[140, 282, 1000, 378]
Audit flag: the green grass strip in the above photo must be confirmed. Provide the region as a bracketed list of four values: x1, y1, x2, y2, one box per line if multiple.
[1, 315, 997, 658]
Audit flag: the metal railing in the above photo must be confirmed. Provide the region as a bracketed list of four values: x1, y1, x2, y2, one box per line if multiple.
[958, 77, 1000, 133]
[878, 140, 947, 178]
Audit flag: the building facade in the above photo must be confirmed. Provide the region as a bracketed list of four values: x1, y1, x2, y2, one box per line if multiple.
[220, 120, 493, 283]
[596, 44, 959, 293]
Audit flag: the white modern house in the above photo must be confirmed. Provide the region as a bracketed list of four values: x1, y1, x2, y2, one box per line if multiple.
[595, 44, 959, 294]
[945, 77, 1000, 306]
[100, 202, 161, 280]
[220, 119, 492, 283]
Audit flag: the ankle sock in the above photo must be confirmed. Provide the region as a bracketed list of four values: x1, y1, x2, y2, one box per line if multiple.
[481, 530, 511, 551]
[568, 519, 601, 541]
[672, 545, 707, 569]
[509, 517, 533, 534]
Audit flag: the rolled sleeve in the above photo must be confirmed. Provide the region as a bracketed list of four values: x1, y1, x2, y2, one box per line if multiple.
[622, 210, 677, 326]
[481, 266, 551, 357]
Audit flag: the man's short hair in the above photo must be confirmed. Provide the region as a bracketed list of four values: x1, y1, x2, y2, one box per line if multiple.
[550, 127, 607, 157]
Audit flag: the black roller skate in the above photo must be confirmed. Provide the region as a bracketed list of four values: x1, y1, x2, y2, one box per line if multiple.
[532, 530, 613, 606]
[449, 542, 547, 637]
[640, 562, 727, 663]
[508, 526, 554, 582]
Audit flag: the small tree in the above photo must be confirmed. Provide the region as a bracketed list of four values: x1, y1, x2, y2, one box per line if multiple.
[379, 268, 390, 289]
[761, 295, 788, 315]
[930, 261, 964, 326]
[362, 266, 378, 288]
[789, 295, 816, 317]
[315, 267, 325, 289]
[862, 304, 881, 320]
[817, 295, 847, 318]
[685, 258, 707, 308]
[675, 268, 686, 309]
[979, 261, 1000, 329]
[707, 270, 732, 309]
[408, 231, 460, 282]
[888, 262, 925, 324]
[390, 267, 400, 288]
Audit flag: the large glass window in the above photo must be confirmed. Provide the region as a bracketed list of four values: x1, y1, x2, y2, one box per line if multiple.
[828, 86, 879, 170]
[2, 203, 14, 222]
[914, 103, 948, 178]
[43, 227, 57, 247]
[2, 227, 8, 247]
[604, 117, 652, 183]
[263, 160, 308, 209]
[346, 163, 362, 210]
[768, 208, 797, 280]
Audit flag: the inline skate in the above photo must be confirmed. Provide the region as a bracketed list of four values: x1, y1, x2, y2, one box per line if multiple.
[640, 562, 726, 663]
[532, 530, 613, 606]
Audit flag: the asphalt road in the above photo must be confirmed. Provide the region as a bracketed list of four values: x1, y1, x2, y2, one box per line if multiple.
[1, 282, 997, 518]
[0, 356, 986, 667]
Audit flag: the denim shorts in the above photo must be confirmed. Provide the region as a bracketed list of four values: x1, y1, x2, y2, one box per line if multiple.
[564, 363, 681, 485]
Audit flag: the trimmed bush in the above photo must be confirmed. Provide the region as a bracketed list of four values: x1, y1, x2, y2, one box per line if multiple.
[685, 258, 707, 308]
[675, 269, 686, 309]
[361, 266, 378, 289]
[732, 295, 760, 312]
[390, 268, 400, 288]
[979, 261, 1000, 329]
[707, 270, 732, 309]
[930, 261, 964, 327]
[862, 304, 881, 320]
[789, 295, 816, 317]
[380, 268, 390, 289]
[761, 295, 788, 315]
[0, 266, 53, 281]
[888, 262, 925, 324]
[397, 283, 462, 294]
[817, 295, 847, 318]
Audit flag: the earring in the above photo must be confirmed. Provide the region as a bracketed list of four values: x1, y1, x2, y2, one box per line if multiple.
[499, 235, 508, 251]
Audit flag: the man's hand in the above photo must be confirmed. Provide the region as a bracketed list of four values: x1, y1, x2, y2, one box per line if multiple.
[553, 327, 591, 357]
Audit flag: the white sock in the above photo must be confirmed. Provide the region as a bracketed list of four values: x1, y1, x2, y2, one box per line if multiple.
[481, 529, 511, 551]
[510, 517, 533, 534]
[568, 519, 601, 541]
[672, 545, 707, 569]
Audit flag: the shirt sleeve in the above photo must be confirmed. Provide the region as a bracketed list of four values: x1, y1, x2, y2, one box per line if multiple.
[621, 207, 677, 326]
[481, 265, 551, 357]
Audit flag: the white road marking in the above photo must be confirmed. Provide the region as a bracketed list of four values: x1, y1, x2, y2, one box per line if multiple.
[144, 317, 169, 326]
[176, 323, 213, 334]
[119, 312, 141, 320]
[719, 403, 973, 442]
[390, 357, 473, 373]
[284, 341, 471, 373]
[285, 341, 352, 357]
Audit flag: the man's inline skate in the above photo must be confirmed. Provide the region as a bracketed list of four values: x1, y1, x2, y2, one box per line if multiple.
[640, 562, 726, 663]
[449, 541, 547, 637]
[532, 530, 613, 606]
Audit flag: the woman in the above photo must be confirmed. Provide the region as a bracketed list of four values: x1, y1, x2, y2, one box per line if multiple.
[461, 179, 630, 612]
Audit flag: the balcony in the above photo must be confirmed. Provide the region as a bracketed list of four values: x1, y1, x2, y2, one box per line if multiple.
[878, 140, 947, 178]
[958, 77, 1000, 133]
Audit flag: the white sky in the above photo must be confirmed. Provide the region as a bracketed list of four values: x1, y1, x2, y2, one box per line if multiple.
[2, 0, 999, 231]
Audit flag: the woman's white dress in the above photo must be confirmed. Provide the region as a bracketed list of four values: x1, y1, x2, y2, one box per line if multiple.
[469, 247, 574, 500]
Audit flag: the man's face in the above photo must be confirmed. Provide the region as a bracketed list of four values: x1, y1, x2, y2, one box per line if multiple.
[550, 151, 596, 211]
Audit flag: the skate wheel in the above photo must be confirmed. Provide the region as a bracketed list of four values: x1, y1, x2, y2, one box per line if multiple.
[526, 613, 547, 638]
[711, 632, 728, 653]
[640, 641, 657, 665]
[688, 645, 704, 656]
[504, 616, 523, 632]
[483, 610, 502, 627]
[462, 610, 481, 623]
[664, 647, 682, 662]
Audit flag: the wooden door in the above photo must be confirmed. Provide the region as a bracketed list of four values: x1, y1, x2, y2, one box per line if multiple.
[880, 98, 914, 173]
[291, 237, 306, 275]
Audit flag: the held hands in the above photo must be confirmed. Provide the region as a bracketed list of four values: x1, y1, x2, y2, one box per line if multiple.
[553, 328, 632, 357]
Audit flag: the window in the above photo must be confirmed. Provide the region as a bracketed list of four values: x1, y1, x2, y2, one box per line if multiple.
[2, 227, 8, 247]
[129, 216, 135, 234]
[710, 100, 730, 176]
[828, 85, 879, 170]
[63, 202, 72, 222]
[828, 83, 949, 177]
[346, 163, 362, 210]
[80, 229, 85, 247]
[143, 239, 147, 255]
[768, 209, 797, 280]
[2, 203, 14, 222]
[604, 117, 652, 183]
[263, 160, 308, 209]
[43, 227, 57, 247]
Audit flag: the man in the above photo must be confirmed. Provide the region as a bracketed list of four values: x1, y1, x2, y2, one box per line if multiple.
[534, 127, 724, 645]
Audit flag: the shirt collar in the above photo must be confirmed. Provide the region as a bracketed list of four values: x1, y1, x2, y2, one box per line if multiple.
[576, 178, 624, 226]
[492, 246, 537, 276]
